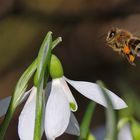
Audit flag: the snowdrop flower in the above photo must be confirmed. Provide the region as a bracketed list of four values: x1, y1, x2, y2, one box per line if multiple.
[0, 55, 127, 140]
[44, 55, 127, 140]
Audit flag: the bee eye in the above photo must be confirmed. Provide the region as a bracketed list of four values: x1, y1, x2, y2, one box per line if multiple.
[109, 31, 116, 38]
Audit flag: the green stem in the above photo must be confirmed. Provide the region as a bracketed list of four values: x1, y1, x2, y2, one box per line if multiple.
[97, 81, 117, 140]
[51, 37, 62, 49]
[78, 102, 96, 140]
[34, 79, 44, 140]
[33, 32, 52, 140]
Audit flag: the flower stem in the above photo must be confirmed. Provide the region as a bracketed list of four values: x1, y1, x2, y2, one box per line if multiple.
[78, 102, 96, 140]
[34, 79, 44, 140]
[33, 31, 52, 140]
[97, 81, 117, 140]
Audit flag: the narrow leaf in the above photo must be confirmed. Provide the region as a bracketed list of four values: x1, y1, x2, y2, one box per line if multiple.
[97, 81, 117, 140]
[51, 37, 62, 49]
[78, 102, 96, 140]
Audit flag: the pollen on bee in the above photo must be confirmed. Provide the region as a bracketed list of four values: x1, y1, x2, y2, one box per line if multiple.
[129, 54, 135, 62]
[123, 45, 130, 54]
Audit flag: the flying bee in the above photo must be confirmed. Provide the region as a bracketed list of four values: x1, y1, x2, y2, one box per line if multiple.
[106, 27, 140, 65]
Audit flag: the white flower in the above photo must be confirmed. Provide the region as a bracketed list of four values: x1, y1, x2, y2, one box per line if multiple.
[44, 76, 127, 140]
[17, 82, 80, 140]
[0, 76, 127, 140]
[118, 123, 133, 140]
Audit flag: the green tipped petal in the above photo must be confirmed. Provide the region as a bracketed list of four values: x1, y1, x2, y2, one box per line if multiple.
[50, 55, 64, 79]
[69, 102, 76, 111]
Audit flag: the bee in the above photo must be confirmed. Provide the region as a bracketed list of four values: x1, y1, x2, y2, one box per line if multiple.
[106, 28, 140, 65]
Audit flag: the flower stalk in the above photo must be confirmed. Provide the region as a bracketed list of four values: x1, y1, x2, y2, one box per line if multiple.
[34, 31, 52, 140]
[78, 102, 96, 140]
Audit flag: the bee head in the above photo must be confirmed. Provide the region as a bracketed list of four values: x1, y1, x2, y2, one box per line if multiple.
[106, 28, 117, 43]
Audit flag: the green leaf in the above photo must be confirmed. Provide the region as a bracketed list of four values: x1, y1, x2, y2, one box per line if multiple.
[36, 31, 52, 83]
[118, 82, 140, 119]
[0, 59, 37, 140]
[97, 81, 117, 140]
[34, 31, 52, 140]
[51, 37, 62, 49]
[78, 102, 96, 140]
[87, 133, 96, 140]
[131, 119, 140, 140]
[13, 59, 37, 106]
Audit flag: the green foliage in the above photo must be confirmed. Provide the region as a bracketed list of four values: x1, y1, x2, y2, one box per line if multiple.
[118, 82, 140, 119]
[97, 81, 117, 140]
[78, 102, 96, 140]
[87, 133, 96, 140]
[131, 119, 140, 140]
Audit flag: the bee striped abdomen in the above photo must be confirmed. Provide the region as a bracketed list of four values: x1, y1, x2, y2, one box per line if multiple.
[128, 38, 140, 50]
[128, 38, 140, 57]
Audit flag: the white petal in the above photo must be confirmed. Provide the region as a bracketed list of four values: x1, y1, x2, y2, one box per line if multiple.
[0, 88, 32, 118]
[18, 87, 36, 140]
[65, 113, 80, 136]
[118, 124, 133, 140]
[65, 77, 127, 109]
[18, 87, 44, 140]
[45, 79, 71, 140]
[59, 77, 78, 112]
[0, 96, 11, 117]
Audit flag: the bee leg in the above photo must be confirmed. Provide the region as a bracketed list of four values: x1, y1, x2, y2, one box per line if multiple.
[123, 45, 130, 54]
[125, 54, 136, 66]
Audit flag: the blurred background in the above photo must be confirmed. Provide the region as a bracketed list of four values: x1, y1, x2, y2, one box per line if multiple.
[0, 0, 140, 139]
